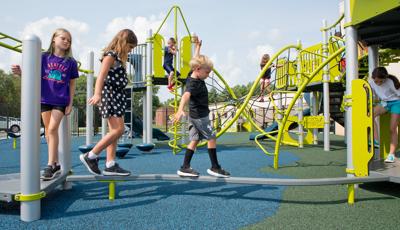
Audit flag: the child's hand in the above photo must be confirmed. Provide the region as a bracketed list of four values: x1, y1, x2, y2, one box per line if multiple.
[172, 110, 186, 123]
[88, 94, 101, 106]
[11, 65, 21, 76]
[65, 104, 73, 115]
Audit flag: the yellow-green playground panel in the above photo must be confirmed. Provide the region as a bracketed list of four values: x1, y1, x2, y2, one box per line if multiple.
[281, 115, 324, 146]
[299, 42, 343, 85]
[179, 35, 192, 78]
[350, 79, 374, 177]
[273, 41, 344, 89]
[152, 34, 192, 82]
[152, 34, 165, 79]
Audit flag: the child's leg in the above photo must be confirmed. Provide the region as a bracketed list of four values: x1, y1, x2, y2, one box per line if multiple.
[207, 138, 220, 168]
[373, 106, 386, 141]
[206, 138, 230, 177]
[182, 140, 198, 168]
[45, 110, 64, 165]
[389, 113, 400, 154]
[91, 116, 124, 155]
[168, 71, 174, 87]
[106, 139, 118, 164]
[260, 79, 265, 94]
[41, 111, 51, 145]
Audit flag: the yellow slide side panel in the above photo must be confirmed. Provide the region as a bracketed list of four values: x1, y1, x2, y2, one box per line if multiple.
[282, 116, 313, 145]
[349, 0, 400, 26]
[302, 115, 325, 129]
[153, 34, 165, 78]
[351, 79, 374, 177]
[180, 36, 192, 79]
[242, 121, 253, 132]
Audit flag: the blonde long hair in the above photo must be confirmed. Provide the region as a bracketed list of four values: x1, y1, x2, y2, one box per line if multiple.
[103, 29, 138, 65]
[46, 28, 74, 59]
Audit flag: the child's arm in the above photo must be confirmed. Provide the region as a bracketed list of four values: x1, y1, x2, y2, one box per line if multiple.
[88, 56, 114, 105]
[169, 46, 177, 55]
[173, 91, 190, 123]
[65, 79, 76, 115]
[11, 65, 21, 76]
[194, 40, 202, 57]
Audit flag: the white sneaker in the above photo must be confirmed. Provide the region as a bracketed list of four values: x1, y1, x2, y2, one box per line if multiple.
[384, 154, 395, 163]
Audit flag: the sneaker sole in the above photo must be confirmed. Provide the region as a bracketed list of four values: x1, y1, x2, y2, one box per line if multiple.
[41, 174, 56, 181]
[79, 154, 101, 176]
[102, 171, 131, 176]
[207, 169, 230, 178]
[177, 170, 199, 177]
[384, 160, 395, 163]
[41, 171, 61, 180]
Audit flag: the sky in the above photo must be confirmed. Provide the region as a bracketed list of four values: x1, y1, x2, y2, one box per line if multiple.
[0, 0, 344, 102]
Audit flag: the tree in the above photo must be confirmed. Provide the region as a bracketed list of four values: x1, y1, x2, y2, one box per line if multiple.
[0, 69, 21, 117]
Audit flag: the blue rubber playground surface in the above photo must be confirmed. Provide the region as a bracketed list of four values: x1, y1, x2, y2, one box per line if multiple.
[2, 133, 400, 229]
[0, 134, 299, 229]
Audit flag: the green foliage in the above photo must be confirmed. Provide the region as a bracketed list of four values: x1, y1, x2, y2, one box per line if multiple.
[208, 81, 254, 103]
[0, 69, 21, 117]
[131, 85, 161, 118]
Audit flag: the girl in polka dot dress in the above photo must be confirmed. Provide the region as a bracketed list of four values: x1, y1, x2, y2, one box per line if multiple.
[80, 29, 137, 176]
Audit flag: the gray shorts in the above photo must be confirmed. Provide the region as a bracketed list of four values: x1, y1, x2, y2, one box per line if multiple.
[188, 116, 216, 141]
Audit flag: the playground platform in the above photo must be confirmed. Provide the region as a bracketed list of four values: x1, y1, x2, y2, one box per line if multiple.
[370, 159, 400, 183]
[1, 133, 400, 229]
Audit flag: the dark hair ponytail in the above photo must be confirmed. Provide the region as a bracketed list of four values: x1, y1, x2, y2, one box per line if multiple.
[372, 66, 400, 89]
[388, 74, 400, 90]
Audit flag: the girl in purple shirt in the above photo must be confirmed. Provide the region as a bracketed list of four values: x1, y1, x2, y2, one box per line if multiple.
[12, 28, 79, 180]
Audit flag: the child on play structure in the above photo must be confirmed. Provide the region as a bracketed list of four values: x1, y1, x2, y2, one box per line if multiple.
[173, 38, 230, 178]
[11, 28, 79, 180]
[163, 37, 180, 91]
[259, 54, 272, 102]
[369, 67, 400, 163]
[80, 29, 137, 176]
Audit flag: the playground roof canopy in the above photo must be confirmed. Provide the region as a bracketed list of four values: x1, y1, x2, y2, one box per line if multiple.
[350, 0, 400, 49]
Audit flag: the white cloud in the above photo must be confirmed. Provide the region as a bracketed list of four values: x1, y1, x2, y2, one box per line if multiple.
[102, 13, 171, 45]
[0, 17, 92, 73]
[213, 50, 244, 86]
[247, 44, 275, 65]
[20, 16, 89, 50]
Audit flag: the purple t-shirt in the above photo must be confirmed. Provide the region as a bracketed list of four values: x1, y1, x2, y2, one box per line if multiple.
[41, 53, 79, 106]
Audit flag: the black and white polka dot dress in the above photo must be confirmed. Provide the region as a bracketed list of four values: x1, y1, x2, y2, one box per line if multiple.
[99, 51, 128, 118]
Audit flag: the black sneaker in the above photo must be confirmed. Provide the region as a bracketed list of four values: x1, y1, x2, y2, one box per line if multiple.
[41, 165, 55, 180]
[52, 164, 61, 175]
[79, 153, 101, 175]
[177, 166, 200, 177]
[103, 163, 131, 176]
[207, 167, 230, 178]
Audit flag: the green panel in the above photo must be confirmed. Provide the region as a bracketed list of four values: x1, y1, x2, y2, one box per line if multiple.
[349, 0, 400, 26]
[153, 34, 165, 78]
[179, 36, 191, 79]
